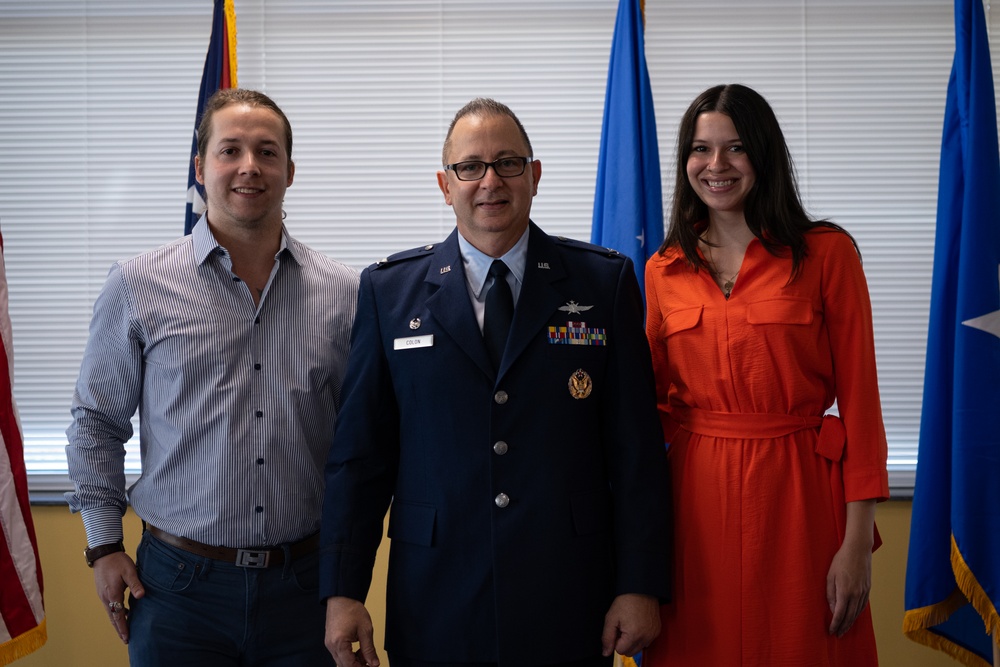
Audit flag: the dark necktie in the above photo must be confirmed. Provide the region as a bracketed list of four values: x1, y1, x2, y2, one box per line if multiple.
[483, 260, 514, 371]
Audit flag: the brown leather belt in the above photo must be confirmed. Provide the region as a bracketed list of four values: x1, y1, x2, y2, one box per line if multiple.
[147, 525, 319, 569]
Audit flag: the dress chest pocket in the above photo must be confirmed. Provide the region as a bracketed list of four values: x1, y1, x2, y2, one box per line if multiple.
[660, 305, 703, 338]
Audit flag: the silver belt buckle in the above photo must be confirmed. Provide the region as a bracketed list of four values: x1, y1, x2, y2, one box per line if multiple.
[236, 549, 271, 568]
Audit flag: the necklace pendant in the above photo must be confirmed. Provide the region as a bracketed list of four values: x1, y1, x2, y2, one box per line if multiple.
[723, 278, 734, 295]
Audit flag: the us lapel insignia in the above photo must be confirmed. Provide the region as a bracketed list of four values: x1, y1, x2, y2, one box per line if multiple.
[409, 318, 421, 330]
[568, 368, 593, 400]
[537, 261, 550, 269]
[558, 300, 593, 314]
[440, 265, 451, 274]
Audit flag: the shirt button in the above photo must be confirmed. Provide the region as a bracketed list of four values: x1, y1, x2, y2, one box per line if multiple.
[254, 363, 261, 370]
[494, 390, 508, 405]
[254, 316, 260, 324]
[255, 506, 263, 513]
[256, 458, 264, 465]
[255, 410, 263, 418]
[493, 441, 508, 455]
[494, 493, 510, 508]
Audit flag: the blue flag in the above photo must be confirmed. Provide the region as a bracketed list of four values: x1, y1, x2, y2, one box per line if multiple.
[184, 0, 237, 235]
[903, 0, 1000, 664]
[591, 0, 663, 295]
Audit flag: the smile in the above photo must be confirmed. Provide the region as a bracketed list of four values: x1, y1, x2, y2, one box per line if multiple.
[706, 179, 735, 188]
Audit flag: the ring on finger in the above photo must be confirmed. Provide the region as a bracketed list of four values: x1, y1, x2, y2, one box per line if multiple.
[109, 601, 124, 614]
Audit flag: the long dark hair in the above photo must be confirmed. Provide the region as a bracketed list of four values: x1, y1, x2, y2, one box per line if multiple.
[659, 84, 856, 276]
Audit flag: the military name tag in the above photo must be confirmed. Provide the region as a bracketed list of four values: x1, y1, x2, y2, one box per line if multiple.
[394, 335, 434, 350]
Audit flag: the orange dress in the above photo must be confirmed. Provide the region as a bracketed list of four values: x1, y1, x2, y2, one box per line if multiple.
[643, 229, 889, 666]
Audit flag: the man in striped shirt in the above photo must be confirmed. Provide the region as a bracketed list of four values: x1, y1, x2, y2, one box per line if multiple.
[66, 88, 358, 665]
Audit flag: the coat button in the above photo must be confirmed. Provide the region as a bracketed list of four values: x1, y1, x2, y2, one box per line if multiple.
[493, 440, 508, 455]
[494, 390, 508, 404]
[494, 493, 510, 508]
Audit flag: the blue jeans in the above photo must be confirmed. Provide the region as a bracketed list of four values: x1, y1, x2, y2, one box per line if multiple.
[127, 531, 334, 666]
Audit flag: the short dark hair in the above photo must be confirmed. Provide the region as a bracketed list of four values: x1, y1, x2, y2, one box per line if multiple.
[196, 88, 293, 163]
[442, 98, 533, 165]
[662, 83, 855, 275]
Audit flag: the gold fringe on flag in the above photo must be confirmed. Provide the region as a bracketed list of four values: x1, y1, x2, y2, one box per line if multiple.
[0, 618, 47, 667]
[952, 535, 1000, 646]
[902, 534, 1000, 667]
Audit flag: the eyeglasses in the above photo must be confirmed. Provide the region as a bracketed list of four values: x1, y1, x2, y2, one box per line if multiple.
[444, 156, 534, 181]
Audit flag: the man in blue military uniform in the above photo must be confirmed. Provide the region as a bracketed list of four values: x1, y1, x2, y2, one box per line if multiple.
[321, 98, 671, 667]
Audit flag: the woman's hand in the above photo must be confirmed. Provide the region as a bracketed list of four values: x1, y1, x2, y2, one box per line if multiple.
[826, 499, 876, 637]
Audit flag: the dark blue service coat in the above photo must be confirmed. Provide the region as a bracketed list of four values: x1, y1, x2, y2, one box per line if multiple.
[320, 222, 671, 666]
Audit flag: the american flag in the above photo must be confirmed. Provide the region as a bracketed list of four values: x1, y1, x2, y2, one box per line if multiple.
[0, 226, 46, 664]
[184, 0, 238, 234]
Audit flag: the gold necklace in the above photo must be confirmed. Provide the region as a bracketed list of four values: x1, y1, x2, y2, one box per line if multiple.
[719, 270, 739, 299]
[705, 245, 739, 298]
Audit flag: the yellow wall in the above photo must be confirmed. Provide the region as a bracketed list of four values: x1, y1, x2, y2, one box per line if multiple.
[18, 501, 959, 667]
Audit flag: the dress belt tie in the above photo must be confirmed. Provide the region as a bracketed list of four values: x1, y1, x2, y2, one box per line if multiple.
[672, 407, 846, 462]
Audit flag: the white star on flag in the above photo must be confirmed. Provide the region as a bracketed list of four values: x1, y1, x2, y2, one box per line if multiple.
[961, 264, 1000, 339]
[186, 184, 206, 218]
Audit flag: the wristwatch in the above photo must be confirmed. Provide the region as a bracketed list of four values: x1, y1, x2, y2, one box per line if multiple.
[84, 541, 125, 567]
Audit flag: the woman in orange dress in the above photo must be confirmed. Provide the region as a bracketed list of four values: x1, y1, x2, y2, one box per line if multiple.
[642, 84, 889, 666]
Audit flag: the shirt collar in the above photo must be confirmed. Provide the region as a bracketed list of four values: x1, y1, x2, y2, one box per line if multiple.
[656, 244, 689, 267]
[458, 226, 529, 299]
[191, 214, 295, 265]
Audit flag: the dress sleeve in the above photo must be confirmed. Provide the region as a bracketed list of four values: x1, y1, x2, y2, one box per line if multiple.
[818, 232, 890, 502]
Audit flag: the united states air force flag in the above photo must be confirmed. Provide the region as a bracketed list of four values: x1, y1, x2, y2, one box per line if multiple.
[185, 0, 237, 235]
[590, 0, 663, 296]
[903, 0, 1000, 664]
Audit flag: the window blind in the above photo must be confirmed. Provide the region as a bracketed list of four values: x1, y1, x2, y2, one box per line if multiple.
[0, 0, 996, 493]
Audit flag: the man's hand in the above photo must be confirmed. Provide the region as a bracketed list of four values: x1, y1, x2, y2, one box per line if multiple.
[325, 596, 380, 667]
[93, 551, 144, 644]
[601, 593, 661, 658]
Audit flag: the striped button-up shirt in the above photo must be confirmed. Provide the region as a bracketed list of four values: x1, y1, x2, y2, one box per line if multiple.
[66, 217, 359, 549]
